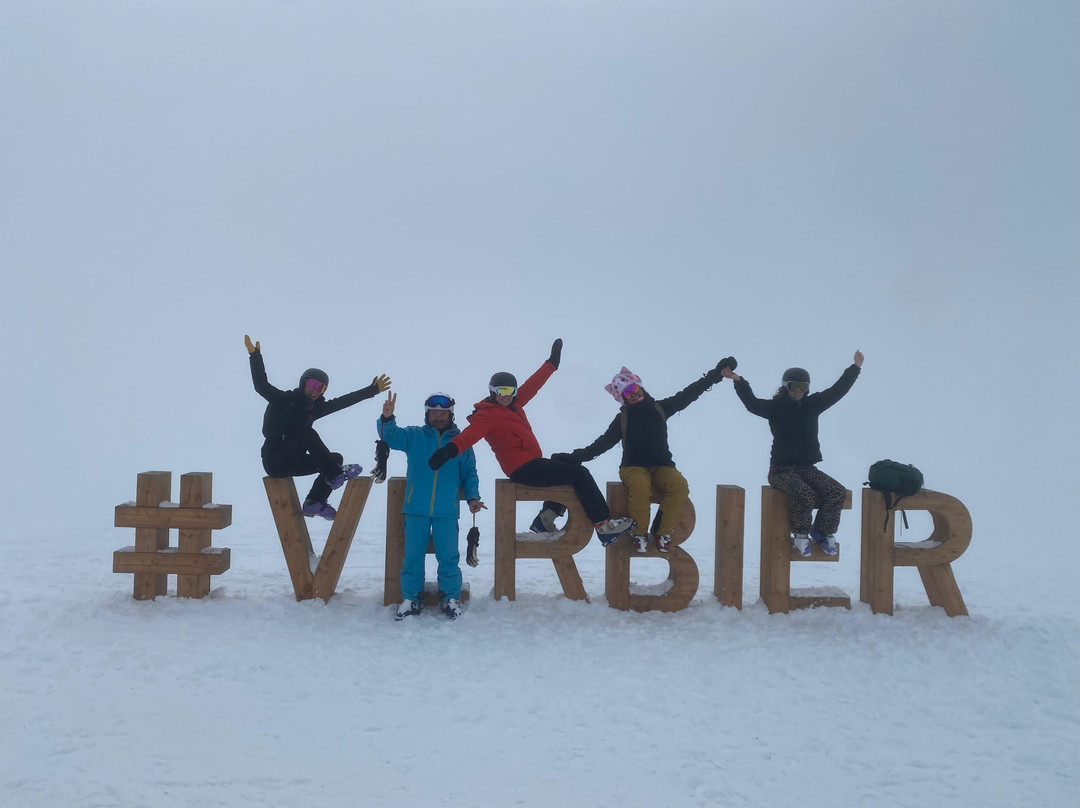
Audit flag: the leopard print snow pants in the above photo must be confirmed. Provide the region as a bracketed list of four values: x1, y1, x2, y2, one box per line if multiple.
[767, 462, 846, 536]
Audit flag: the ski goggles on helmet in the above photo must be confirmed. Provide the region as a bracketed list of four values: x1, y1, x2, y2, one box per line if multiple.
[621, 383, 641, 398]
[424, 394, 455, 410]
[489, 385, 517, 397]
[304, 378, 327, 394]
[785, 381, 809, 393]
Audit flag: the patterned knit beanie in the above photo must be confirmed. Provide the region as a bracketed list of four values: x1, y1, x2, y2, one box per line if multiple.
[605, 367, 643, 403]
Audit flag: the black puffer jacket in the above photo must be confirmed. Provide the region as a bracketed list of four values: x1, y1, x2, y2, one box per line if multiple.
[733, 364, 860, 464]
[562, 368, 723, 468]
[249, 350, 380, 456]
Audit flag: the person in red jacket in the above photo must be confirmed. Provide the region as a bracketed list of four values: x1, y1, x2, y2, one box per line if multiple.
[428, 339, 635, 546]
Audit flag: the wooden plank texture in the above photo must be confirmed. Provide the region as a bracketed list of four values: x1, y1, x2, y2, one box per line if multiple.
[383, 478, 407, 606]
[761, 485, 852, 613]
[861, 488, 971, 617]
[494, 482, 591, 601]
[714, 485, 744, 609]
[493, 479, 518, 601]
[263, 476, 315, 601]
[177, 472, 213, 598]
[133, 471, 171, 599]
[113, 548, 231, 576]
[760, 486, 791, 614]
[605, 481, 698, 612]
[860, 488, 895, 614]
[790, 586, 852, 610]
[115, 504, 232, 531]
[314, 477, 372, 602]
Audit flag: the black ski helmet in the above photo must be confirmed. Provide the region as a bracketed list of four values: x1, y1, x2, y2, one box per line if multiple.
[300, 368, 329, 389]
[489, 371, 518, 393]
[781, 367, 810, 385]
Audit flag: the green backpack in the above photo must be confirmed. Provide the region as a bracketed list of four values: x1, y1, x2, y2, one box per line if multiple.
[865, 459, 924, 529]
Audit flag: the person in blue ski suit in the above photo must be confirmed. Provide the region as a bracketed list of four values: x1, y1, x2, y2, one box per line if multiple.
[378, 391, 484, 620]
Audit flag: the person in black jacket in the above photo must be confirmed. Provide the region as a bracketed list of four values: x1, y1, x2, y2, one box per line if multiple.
[722, 350, 863, 556]
[246, 335, 391, 520]
[550, 358, 736, 553]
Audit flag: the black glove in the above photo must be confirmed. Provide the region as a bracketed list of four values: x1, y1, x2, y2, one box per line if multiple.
[708, 356, 738, 383]
[371, 440, 390, 484]
[429, 442, 459, 470]
[466, 525, 480, 567]
[548, 338, 563, 369]
[551, 452, 580, 464]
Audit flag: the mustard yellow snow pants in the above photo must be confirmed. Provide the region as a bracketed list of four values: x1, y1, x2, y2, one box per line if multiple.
[618, 465, 689, 537]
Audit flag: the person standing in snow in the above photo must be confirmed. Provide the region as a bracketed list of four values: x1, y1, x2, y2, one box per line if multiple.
[548, 358, 737, 553]
[378, 391, 484, 621]
[722, 350, 864, 556]
[246, 334, 391, 520]
[427, 339, 636, 546]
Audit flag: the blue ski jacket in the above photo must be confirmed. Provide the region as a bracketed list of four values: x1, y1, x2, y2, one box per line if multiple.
[377, 416, 480, 518]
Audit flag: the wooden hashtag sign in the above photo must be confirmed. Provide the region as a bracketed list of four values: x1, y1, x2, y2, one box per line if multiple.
[113, 471, 232, 600]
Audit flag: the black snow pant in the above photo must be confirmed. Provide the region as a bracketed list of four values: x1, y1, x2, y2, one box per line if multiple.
[509, 458, 610, 526]
[262, 426, 343, 505]
[767, 462, 846, 536]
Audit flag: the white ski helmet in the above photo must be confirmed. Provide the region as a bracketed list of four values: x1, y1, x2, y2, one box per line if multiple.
[424, 392, 455, 415]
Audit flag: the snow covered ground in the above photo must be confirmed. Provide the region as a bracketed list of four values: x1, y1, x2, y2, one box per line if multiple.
[2, 2, 1078, 806]
[3, 503, 1076, 808]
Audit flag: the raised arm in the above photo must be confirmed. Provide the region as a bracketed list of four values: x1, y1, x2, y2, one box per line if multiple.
[318, 374, 392, 418]
[810, 350, 863, 413]
[246, 336, 286, 402]
[657, 356, 737, 417]
[722, 366, 772, 419]
[515, 339, 562, 407]
[375, 392, 414, 451]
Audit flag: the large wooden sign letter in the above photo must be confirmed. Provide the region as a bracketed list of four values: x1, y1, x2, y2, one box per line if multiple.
[113, 471, 232, 600]
[264, 476, 372, 602]
[714, 485, 745, 609]
[493, 481, 593, 601]
[760, 486, 853, 614]
[604, 482, 698, 612]
[860, 488, 972, 616]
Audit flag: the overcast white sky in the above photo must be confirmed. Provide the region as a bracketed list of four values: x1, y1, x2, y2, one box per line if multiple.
[2, 2, 1076, 590]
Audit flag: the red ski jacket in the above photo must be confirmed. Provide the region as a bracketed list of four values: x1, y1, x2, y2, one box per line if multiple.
[449, 361, 556, 476]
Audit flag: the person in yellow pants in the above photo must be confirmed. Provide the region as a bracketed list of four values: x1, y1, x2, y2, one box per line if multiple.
[550, 359, 735, 553]
[616, 465, 690, 551]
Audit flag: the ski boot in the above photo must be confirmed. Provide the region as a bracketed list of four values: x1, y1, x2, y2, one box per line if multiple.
[595, 517, 636, 547]
[395, 599, 423, 621]
[440, 597, 463, 620]
[328, 463, 363, 491]
[791, 533, 812, 557]
[302, 499, 337, 520]
[810, 529, 838, 556]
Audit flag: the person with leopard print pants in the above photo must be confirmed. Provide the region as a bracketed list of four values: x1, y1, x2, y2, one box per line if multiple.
[722, 351, 863, 556]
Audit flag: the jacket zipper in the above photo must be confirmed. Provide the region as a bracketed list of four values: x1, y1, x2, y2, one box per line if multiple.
[430, 432, 442, 516]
